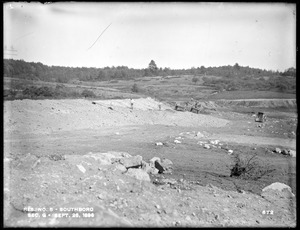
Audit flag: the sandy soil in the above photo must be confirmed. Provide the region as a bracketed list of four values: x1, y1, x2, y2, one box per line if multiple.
[3, 97, 297, 227]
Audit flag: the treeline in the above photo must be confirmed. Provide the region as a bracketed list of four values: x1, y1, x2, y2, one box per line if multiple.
[3, 59, 295, 84]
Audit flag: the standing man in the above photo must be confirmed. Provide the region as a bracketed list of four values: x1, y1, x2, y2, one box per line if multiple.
[130, 98, 134, 110]
[158, 101, 162, 111]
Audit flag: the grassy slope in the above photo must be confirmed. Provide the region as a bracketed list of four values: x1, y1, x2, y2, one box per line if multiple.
[4, 74, 296, 103]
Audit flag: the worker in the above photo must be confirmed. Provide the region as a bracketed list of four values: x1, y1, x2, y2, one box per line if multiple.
[158, 101, 162, 111]
[130, 98, 134, 110]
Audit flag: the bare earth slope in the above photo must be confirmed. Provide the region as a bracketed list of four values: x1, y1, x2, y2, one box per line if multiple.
[4, 98, 229, 135]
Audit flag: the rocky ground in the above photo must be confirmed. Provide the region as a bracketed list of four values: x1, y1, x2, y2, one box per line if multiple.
[3, 97, 297, 227]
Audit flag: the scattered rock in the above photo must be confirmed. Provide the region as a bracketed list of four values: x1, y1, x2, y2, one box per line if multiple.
[210, 140, 220, 145]
[195, 132, 204, 138]
[197, 141, 207, 145]
[125, 168, 150, 182]
[49, 154, 65, 161]
[174, 140, 181, 144]
[76, 164, 86, 173]
[204, 144, 210, 149]
[160, 178, 177, 185]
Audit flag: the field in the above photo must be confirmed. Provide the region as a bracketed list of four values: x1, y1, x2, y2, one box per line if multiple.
[4, 74, 297, 227]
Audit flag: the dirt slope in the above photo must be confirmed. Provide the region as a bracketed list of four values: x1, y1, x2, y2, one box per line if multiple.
[4, 98, 229, 135]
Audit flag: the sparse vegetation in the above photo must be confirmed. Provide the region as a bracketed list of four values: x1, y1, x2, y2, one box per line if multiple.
[229, 153, 276, 180]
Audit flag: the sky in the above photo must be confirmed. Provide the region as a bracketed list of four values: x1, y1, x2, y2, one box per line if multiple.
[3, 2, 296, 72]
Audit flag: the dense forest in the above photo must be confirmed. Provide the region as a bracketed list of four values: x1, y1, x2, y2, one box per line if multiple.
[3, 59, 296, 83]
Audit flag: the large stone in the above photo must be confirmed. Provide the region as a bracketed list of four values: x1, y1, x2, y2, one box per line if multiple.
[125, 168, 151, 182]
[274, 148, 281, 154]
[288, 150, 296, 157]
[160, 158, 173, 172]
[262, 182, 295, 197]
[154, 161, 165, 174]
[281, 149, 289, 155]
[120, 155, 143, 169]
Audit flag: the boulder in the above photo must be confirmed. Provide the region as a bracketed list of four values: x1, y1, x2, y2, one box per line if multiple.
[274, 148, 281, 154]
[125, 168, 151, 182]
[281, 149, 289, 155]
[155, 142, 163, 146]
[119, 155, 143, 169]
[262, 182, 295, 198]
[174, 140, 181, 144]
[288, 150, 296, 157]
[160, 158, 173, 172]
[154, 161, 165, 174]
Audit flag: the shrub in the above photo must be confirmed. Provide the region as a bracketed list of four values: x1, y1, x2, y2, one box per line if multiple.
[192, 76, 199, 83]
[131, 83, 139, 93]
[229, 153, 275, 180]
[81, 89, 96, 98]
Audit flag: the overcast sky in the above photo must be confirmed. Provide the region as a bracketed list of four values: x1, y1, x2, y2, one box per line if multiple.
[3, 2, 296, 71]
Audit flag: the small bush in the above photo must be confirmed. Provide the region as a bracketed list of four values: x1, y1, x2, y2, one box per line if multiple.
[229, 153, 275, 180]
[81, 89, 96, 98]
[131, 83, 139, 93]
[192, 76, 199, 83]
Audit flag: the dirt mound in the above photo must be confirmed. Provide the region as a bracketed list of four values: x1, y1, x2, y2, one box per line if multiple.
[4, 98, 229, 134]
